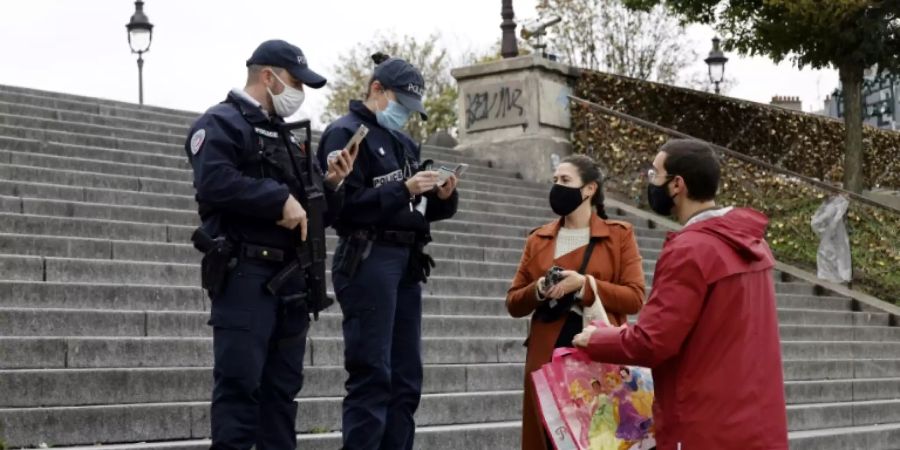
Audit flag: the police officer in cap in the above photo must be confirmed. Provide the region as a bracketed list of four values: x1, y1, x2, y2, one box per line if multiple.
[318, 53, 459, 450]
[185, 39, 357, 450]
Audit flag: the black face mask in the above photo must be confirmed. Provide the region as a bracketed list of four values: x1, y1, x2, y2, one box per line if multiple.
[647, 179, 676, 216]
[549, 184, 588, 217]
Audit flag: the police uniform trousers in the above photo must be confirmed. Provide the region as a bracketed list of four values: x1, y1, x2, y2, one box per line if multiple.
[332, 241, 423, 450]
[208, 258, 310, 450]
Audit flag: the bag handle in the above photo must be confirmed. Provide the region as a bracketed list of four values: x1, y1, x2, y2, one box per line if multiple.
[582, 275, 612, 328]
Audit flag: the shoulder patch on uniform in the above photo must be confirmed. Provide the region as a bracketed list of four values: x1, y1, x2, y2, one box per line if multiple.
[189, 129, 206, 155]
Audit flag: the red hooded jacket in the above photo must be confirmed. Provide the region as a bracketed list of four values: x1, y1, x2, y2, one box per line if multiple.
[584, 208, 789, 449]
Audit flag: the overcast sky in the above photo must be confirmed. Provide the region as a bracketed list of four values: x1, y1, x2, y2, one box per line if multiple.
[0, 0, 840, 127]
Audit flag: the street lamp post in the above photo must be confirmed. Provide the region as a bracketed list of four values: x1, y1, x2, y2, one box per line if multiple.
[704, 37, 728, 95]
[126, 0, 153, 105]
[500, 0, 518, 58]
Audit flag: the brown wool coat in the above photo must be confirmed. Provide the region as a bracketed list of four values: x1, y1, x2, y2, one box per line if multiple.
[506, 214, 646, 450]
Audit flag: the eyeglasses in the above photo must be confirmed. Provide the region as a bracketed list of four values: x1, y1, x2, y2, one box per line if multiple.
[646, 168, 674, 181]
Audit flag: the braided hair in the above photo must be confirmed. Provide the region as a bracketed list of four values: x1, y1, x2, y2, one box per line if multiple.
[561, 154, 609, 219]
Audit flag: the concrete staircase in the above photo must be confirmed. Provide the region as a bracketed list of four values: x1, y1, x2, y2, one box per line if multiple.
[0, 84, 898, 449]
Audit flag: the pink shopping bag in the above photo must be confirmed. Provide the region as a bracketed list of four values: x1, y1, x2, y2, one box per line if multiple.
[531, 347, 656, 450]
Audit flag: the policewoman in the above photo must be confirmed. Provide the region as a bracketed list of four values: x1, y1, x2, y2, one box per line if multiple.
[317, 54, 459, 450]
[185, 40, 356, 450]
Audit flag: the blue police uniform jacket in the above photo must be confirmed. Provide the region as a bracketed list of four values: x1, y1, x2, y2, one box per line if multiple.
[185, 89, 343, 249]
[317, 100, 458, 237]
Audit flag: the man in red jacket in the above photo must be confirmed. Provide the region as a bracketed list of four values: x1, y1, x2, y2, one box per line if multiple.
[574, 139, 789, 449]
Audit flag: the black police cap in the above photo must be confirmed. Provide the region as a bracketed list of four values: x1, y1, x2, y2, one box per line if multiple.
[374, 57, 427, 120]
[247, 39, 327, 89]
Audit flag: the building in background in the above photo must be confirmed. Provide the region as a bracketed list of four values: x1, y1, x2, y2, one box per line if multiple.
[819, 68, 898, 131]
[770, 95, 803, 111]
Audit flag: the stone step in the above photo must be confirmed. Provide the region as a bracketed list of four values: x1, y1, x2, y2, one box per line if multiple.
[0, 307, 528, 339]
[0, 177, 548, 220]
[1, 149, 189, 182]
[0, 159, 550, 205]
[3, 304, 893, 342]
[0, 101, 191, 135]
[0, 84, 513, 175]
[0, 253, 521, 286]
[0, 209, 666, 257]
[0, 138, 533, 191]
[0, 281, 510, 318]
[0, 279, 853, 325]
[776, 294, 855, 311]
[0, 121, 521, 181]
[0, 151, 547, 200]
[6, 335, 898, 371]
[780, 325, 900, 341]
[777, 308, 892, 327]
[0, 122, 190, 156]
[0, 213, 536, 253]
[0, 336, 526, 370]
[787, 399, 900, 432]
[41, 421, 521, 450]
[783, 342, 900, 360]
[0, 112, 187, 146]
[6, 358, 899, 409]
[0, 86, 198, 125]
[0, 197, 669, 245]
[789, 423, 900, 450]
[0, 390, 522, 448]
[0, 134, 520, 180]
[2, 371, 898, 448]
[0, 179, 195, 210]
[21, 422, 892, 450]
[0, 135, 190, 170]
[785, 377, 900, 405]
[0, 280, 206, 312]
[783, 359, 900, 381]
[0, 162, 188, 195]
[0, 363, 524, 408]
[0, 236, 525, 281]
[0, 232, 661, 268]
[0, 254, 819, 299]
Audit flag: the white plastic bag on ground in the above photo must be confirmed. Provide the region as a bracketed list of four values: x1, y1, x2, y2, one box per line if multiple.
[810, 195, 852, 283]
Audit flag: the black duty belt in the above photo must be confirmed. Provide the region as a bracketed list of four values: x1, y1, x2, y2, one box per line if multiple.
[240, 243, 288, 263]
[350, 229, 417, 246]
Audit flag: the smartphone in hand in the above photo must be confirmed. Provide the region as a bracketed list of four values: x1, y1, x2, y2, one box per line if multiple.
[437, 163, 468, 186]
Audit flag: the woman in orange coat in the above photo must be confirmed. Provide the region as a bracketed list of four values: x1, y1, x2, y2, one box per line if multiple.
[506, 155, 646, 450]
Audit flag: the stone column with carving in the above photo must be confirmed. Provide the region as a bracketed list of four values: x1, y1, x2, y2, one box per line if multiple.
[451, 55, 580, 183]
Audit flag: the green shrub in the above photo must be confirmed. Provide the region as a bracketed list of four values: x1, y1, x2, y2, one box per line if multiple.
[572, 71, 900, 304]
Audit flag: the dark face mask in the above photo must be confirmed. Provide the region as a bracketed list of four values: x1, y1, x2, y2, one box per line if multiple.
[549, 184, 588, 217]
[647, 179, 676, 216]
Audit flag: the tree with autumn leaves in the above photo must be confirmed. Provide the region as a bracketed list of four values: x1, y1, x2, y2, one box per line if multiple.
[625, 0, 900, 193]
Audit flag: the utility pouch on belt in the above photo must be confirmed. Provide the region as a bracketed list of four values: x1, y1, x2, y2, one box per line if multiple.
[334, 235, 372, 279]
[405, 233, 436, 284]
[191, 227, 236, 297]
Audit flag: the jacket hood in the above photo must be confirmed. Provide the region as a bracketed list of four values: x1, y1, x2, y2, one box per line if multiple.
[686, 208, 771, 262]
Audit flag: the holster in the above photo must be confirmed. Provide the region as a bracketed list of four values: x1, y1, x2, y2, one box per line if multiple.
[334, 235, 371, 279]
[192, 228, 235, 298]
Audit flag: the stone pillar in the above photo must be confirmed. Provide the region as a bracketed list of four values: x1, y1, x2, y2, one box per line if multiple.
[451, 55, 580, 183]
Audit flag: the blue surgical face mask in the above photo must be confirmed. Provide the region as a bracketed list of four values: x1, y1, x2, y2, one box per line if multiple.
[375, 91, 412, 131]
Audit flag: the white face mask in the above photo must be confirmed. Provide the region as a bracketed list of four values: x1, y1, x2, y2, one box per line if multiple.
[266, 70, 305, 118]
